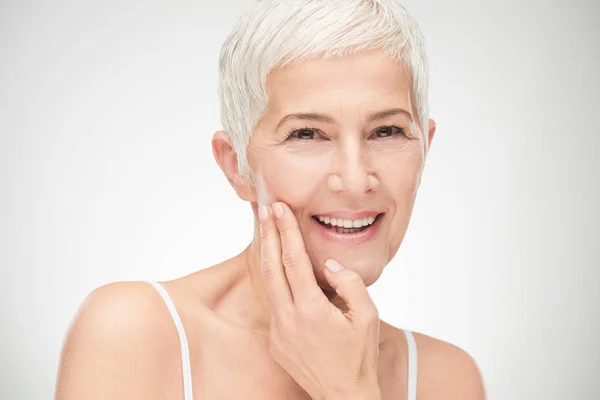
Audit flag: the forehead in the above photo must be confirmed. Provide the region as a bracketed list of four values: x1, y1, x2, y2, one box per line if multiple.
[265, 50, 413, 116]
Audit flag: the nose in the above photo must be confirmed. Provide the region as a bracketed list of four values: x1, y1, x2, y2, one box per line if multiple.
[327, 139, 379, 194]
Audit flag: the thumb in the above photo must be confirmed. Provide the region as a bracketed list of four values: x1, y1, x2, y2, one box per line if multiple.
[323, 259, 379, 322]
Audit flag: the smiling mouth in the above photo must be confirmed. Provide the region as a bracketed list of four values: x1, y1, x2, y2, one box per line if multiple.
[311, 213, 384, 234]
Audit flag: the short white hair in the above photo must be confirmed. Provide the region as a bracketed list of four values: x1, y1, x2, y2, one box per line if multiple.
[218, 0, 430, 180]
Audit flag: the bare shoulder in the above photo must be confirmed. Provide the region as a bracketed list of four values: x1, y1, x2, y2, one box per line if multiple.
[380, 323, 486, 400]
[412, 330, 486, 400]
[55, 281, 182, 400]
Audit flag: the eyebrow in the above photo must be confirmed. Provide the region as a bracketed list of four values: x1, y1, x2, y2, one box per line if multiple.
[275, 107, 413, 129]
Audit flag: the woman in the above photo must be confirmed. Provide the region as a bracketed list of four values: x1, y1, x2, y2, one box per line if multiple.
[55, 1, 486, 399]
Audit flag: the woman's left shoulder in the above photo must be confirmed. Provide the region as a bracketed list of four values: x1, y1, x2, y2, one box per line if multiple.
[418, 331, 486, 398]
[383, 323, 487, 400]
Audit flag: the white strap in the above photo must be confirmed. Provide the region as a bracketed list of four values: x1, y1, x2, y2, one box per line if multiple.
[146, 281, 194, 400]
[403, 329, 418, 400]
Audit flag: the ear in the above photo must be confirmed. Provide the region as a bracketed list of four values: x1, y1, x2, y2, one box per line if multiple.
[417, 118, 437, 188]
[427, 118, 436, 148]
[211, 130, 256, 202]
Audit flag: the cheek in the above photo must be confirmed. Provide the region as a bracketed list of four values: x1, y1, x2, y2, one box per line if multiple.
[260, 152, 326, 206]
[378, 147, 423, 198]
[379, 150, 423, 242]
[393, 167, 421, 201]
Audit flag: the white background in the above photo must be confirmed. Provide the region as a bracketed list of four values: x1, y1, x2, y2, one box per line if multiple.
[1, 0, 599, 398]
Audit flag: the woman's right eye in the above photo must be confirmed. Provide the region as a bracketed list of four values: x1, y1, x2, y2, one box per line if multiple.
[288, 128, 317, 140]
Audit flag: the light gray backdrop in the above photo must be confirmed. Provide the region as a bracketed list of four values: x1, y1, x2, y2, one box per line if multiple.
[1, 0, 599, 399]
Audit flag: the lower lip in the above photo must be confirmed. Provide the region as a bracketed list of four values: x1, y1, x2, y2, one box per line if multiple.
[312, 214, 383, 245]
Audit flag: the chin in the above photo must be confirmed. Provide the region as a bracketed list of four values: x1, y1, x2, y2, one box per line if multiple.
[344, 258, 385, 286]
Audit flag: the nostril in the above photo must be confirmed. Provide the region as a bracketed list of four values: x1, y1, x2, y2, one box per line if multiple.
[367, 174, 379, 191]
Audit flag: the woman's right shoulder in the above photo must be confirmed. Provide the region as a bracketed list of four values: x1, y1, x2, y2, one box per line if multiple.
[75, 280, 168, 319]
[55, 281, 182, 399]
[65, 281, 173, 338]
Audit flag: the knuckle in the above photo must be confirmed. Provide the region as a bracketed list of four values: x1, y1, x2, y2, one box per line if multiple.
[278, 218, 298, 233]
[278, 227, 296, 246]
[281, 250, 302, 269]
[366, 307, 380, 321]
[260, 225, 271, 240]
[278, 222, 293, 234]
[358, 306, 380, 324]
[260, 259, 277, 278]
[279, 221, 300, 243]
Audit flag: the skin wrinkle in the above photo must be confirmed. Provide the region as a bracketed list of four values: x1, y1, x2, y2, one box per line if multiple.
[243, 51, 430, 307]
[224, 52, 437, 339]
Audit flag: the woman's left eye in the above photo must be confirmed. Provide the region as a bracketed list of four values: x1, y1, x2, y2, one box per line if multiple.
[371, 125, 406, 139]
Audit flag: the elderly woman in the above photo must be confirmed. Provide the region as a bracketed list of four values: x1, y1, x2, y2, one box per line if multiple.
[55, 1, 485, 399]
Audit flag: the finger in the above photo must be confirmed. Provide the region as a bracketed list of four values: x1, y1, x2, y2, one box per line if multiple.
[323, 259, 379, 322]
[271, 202, 323, 304]
[259, 204, 293, 315]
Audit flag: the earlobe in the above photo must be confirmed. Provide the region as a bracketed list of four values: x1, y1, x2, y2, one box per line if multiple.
[211, 130, 255, 202]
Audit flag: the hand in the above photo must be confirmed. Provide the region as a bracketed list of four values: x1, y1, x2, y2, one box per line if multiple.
[259, 201, 382, 400]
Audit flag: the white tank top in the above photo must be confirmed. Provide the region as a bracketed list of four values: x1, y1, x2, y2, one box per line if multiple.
[147, 281, 418, 400]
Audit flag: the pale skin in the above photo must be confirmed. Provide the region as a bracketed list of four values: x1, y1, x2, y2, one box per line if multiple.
[55, 50, 486, 399]
[258, 201, 382, 400]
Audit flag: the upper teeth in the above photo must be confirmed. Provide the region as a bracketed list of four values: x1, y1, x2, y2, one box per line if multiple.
[316, 216, 376, 228]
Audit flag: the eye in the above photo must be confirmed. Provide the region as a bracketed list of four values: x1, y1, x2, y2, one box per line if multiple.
[286, 128, 321, 141]
[371, 125, 407, 139]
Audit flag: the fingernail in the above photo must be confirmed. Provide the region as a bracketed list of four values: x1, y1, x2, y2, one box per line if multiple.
[258, 205, 268, 222]
[325, 259, 344, 272]
[272, 202, 284, 219]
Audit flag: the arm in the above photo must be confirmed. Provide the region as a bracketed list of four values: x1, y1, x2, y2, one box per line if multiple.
[54, 282, 178, 400]
[443, 347, 486, 400]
